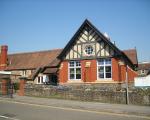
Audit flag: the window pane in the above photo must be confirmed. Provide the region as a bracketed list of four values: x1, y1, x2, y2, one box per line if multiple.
[105, 59, 111, 65]
[106, 73, 111, 78]
[76, 68, 81, 74]
[76, 74, 81, 79]
[70, 61, 74, 67]
[100, 67, 104, 72]
[99, 73, 104, 78]
[98, 59, 104, 65]
[70, 68, 74, 74]
[38, 77, 40, 83]
[105, 66, 111, 72]
[70, 74, 74, 79]
[76, 61, 81, 66]
[85, 45, 93, 55]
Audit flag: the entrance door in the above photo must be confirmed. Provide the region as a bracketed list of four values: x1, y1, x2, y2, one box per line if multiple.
[48, 74, 57, 85]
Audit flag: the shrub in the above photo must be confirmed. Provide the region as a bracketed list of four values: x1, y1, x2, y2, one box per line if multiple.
[13, 82, 19, 91]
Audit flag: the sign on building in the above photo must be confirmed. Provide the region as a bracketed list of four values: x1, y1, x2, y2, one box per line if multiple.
[134, 75, 150, 87]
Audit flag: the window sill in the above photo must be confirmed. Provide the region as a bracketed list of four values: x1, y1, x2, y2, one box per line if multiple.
[68, 80, 83, 83]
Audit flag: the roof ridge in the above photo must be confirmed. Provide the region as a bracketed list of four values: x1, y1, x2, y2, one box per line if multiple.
[122, 48, 136, 51]
[8, 48, 63, 56]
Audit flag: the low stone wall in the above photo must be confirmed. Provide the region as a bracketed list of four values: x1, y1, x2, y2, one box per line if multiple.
[24, 84, 150, 106]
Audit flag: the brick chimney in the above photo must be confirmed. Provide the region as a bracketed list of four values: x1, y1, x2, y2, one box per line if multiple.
[0, 45, 8, 70]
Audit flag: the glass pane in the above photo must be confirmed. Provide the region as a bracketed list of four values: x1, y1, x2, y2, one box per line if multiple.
[76, 61, 81, 66]
[105, 59, 111, 65]
[98, 59, 104, 65]
[85, 45, 93, 55]
[106, 73, 111, 78]
[99, 73, 104, 78]
[105, 66, 111, 72]
[70, 68, 74, 74]
[76, 68, 81, 74]
[70, 74, 74, 79]
[70, 61, 74, 67]
[99, 67, 104, 72]
[76, 74, 81, 79]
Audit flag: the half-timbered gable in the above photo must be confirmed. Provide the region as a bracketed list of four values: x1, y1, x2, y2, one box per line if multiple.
[59, 19, 121, 61]
[65, 25, 115, 60]
[58, 19, 138, 84]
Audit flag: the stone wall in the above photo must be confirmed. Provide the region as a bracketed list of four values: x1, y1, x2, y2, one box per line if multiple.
[24, 83, 150, 106]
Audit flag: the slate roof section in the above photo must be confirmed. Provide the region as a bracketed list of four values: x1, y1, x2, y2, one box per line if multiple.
[6, 49, 62, 70]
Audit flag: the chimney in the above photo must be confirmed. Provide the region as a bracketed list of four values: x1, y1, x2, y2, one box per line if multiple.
[0, 45, 8, 70]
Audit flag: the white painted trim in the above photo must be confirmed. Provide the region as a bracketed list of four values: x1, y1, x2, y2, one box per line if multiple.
[96, 58, 112, 80]
[68, 61, 82, 81]
[0, 71, 11, 74]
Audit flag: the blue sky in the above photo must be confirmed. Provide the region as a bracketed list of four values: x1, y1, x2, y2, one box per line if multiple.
[0, 0, 150, 62]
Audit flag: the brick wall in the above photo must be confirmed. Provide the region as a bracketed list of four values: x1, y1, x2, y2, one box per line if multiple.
[0, 45, 8, 70]
[59, 61, 68, 83]
[81, 60, 97, 82]
[58, 58, 137, 84]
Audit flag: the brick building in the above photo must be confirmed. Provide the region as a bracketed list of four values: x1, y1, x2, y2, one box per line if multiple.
[138, 62, 150, 76]
[0, 19, 138, 85]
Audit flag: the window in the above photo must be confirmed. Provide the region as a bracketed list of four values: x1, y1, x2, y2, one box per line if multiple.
[97, 59, 112, 79]
[37, 76, 43, 84]
[22, 70, 26, 76]
[141, 70, 145, 74]
[69, 61, 81, 80]
[38, 77, 41, 84]
[84, 45, 94, 55]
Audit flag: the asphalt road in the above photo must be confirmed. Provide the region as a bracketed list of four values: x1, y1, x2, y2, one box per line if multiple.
[0, 100, 149, 120]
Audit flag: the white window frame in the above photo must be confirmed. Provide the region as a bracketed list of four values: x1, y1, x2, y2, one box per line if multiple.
[84, 45, 94, 55]
[141, 70, 145, 74]
[97, 58, 112, 80]
[69, 61, 81, 80]
[22, 70, 26, 77]
[37, 76, 43, 84]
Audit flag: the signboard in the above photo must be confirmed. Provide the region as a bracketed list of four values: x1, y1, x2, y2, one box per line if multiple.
[134, 75, 150, 87]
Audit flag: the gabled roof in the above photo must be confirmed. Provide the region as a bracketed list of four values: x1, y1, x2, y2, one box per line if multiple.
[6, 49, 62, 70]
[138, 62, 150, 70]
[58, 19, 136, 68]
[58, 19, 122, 59]
[122, 49, 138, 65]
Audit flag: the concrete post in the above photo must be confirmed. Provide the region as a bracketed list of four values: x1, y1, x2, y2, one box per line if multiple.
[18, 77, 27, 96]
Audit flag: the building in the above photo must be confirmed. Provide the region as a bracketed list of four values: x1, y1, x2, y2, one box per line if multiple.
[0, 19, 138, 85]
[138, 62, 150, 76]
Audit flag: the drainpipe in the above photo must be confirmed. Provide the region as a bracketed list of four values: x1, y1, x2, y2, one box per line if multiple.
[125, 64, 129, 105]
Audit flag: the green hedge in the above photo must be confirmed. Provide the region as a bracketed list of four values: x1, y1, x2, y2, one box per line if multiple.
[13, 82, 19, 91]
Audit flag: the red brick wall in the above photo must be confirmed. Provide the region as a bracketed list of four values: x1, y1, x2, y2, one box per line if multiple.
[81, 60, 97, 82]
[112, 58, 137, 82]
[59, 60, 97, 83]
[112, 58, 120, 81]
[58, 61, 68, 83]
[18, 79, 26, 96]
[127, 66, 138, 82]
[0, 45, 8, 70]
[58, 58, 137, 83]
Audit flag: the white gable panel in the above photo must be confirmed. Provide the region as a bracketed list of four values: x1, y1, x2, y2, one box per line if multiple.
[65, 25, 115, 59]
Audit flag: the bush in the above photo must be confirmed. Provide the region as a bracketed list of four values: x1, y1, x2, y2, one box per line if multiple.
[13, 82, 19, 91]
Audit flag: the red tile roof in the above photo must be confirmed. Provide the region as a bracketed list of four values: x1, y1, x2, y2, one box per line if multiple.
[138, 62, 150, 70]
[122, 49, 138, 65]
[5, 48, 137, 71]
[6, 49, 62, 70]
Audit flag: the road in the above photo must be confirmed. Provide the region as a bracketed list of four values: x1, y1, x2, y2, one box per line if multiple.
[0, 100, 149, 120]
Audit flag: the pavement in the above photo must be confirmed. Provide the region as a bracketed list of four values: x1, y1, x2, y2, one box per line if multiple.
[0, 94, 150, 117]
